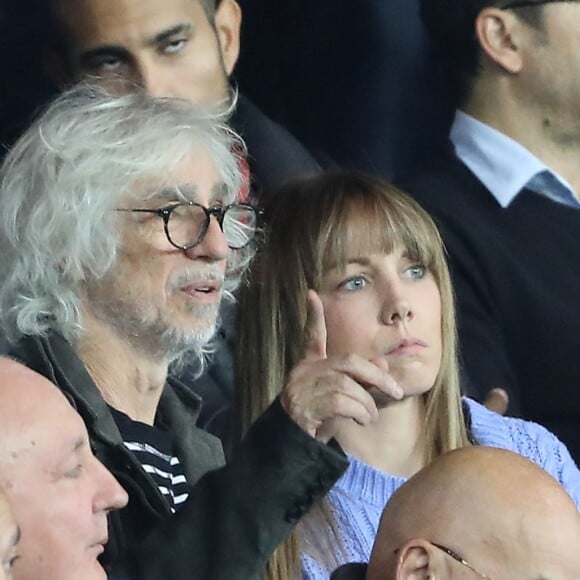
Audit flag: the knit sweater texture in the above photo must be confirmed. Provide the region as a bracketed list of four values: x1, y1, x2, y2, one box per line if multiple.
[301, 398, 580, 579]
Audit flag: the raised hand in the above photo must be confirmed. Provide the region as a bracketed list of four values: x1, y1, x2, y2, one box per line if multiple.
[280, 290, 404, 443]
[483, 388, 509, 416]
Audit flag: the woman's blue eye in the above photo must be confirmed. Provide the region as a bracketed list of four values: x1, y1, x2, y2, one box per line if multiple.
[406, 265, 426, 279]
[340, 276, 367, 291]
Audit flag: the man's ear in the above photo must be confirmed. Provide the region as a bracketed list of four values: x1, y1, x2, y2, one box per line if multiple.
[394, 539, 443, 580]
[214, 0, 242, 76]
[475, 7, 524, 74]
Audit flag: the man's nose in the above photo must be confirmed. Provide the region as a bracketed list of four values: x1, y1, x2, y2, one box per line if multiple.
[93, 459, 129, 513]
[135, 60, 175, 99]
[184, 214, 229, 262]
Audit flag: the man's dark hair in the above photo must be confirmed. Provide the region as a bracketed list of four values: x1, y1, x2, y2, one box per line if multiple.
[199, 0, 220, 20]
[420, 0, 545, 105]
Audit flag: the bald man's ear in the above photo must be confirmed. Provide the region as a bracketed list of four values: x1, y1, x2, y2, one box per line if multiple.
[214, 0, 241, 76]
[394, 539, 443, 580]
[475, 8, 524, 74]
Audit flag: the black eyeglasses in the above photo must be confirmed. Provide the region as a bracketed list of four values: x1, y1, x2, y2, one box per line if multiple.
[429, 542, 493, 579]
[116, 202, 263, 250]
[500, 0, 577, 10]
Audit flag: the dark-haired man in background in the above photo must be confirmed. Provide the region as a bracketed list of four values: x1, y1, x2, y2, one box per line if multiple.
[402, 0, 580, 461]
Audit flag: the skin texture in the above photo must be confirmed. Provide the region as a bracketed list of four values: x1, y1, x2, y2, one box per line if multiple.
[0, 358, 128, 580]
[470, 3, 580, 192]
[78, 146, 233, 425]
[319, 246, 442, 400]
[0, 489, 18, 580]
[49, 0, 241, 105]
[84, 146, 229, 362]
[366, 447, 580, 580]
[311, 239, 443, 477]
[280, 290, 405, 443]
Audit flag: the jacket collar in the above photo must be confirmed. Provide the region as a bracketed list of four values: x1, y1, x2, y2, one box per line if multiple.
[11, 332, 124, 445]
[11, 332, 202, 443]
[10, 332, 224, 483]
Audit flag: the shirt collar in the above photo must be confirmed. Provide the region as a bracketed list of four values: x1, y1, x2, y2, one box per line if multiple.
[450, 111, 577, 208]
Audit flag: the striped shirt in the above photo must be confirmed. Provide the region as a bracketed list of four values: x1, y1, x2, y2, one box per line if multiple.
[110, 407, 189, 513]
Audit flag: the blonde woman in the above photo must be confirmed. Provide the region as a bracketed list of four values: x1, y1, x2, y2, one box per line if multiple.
[236, 170, 580, 579]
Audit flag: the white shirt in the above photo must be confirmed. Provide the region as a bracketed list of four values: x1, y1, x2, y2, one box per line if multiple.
[450, 111, 578, 209]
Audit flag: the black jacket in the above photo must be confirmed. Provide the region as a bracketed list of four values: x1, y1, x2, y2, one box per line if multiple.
[10, 333, 347, 579]
[231, 94, 322, 199]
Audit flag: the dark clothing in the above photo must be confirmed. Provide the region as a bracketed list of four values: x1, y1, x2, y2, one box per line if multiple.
[236, 0, 454, 180]
[10, 333, 347, 580]
[231, 94, 322, 200]
[401, 148, 580, 463]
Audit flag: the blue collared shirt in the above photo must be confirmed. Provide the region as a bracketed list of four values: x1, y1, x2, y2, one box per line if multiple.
[450, 111, 579, 209]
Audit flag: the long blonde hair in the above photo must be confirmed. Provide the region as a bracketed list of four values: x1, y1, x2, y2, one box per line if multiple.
[236, 170, 471, 579]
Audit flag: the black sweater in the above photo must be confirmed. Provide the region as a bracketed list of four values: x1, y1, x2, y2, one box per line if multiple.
[402, 150, 580, 463]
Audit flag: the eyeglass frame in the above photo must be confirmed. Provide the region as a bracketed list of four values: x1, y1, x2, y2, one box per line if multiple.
[428, 542, 493, 579]
[500, 0, 577, 10]
[116, 201, 264, 251]
[330, 540, 493, 580]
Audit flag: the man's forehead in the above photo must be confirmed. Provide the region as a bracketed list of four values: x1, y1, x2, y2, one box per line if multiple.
[131, 181, 231, 206]
[53, 0, 207, 45]
[127, 146, 233, 205]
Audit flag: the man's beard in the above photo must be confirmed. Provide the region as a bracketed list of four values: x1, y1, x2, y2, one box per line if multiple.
[86, 284, 221, 364]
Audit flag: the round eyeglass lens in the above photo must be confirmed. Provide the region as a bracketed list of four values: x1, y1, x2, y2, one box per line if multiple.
[167, 204, 207, 248]
[223, 205, 258, 249]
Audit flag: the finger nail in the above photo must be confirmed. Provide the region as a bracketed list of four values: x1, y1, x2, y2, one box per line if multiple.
[393, 384, 404, 399]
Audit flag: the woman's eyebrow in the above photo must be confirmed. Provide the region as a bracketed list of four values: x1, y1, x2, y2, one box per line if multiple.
[325, 257, 372, 271]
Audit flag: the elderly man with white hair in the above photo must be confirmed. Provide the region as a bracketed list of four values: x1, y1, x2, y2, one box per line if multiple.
[0, 86, 399, 579]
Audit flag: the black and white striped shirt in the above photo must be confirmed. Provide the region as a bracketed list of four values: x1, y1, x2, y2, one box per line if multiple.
[110, 407, 189, 513]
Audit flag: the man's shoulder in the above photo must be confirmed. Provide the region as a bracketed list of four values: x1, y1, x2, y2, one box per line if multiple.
[399, 146, 501, 229]
[400, 146, 482, 203]
[231, 94, 321, 194]
[8, 332, 84, 391]
[8, 332, 125, 445]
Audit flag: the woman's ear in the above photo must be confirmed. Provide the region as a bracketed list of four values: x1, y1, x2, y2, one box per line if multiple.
[214, 0, 242, 76]
[394, 538, 444, 580]
[475, 7, 525, 74]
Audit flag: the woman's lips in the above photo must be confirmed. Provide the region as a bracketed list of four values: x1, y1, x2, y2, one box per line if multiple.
[386, 338, 427, 356]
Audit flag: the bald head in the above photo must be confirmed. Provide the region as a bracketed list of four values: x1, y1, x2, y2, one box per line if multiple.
[0, 358, 74, 459]
[0, 358, 128, 580]
[367, 447, 580, 580]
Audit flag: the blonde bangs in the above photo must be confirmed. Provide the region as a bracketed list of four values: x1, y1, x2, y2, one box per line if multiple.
[317, 181, 445, 287]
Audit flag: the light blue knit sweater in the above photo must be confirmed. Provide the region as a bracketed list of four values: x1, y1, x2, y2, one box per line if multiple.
[301, 398, 580, 579]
